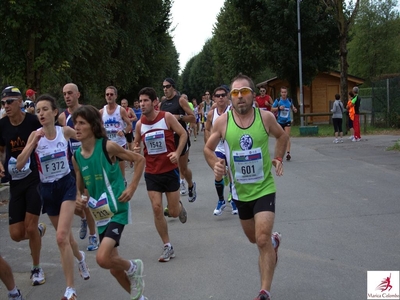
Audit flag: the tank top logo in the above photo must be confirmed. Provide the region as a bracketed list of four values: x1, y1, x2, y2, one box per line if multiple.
[240, 134, 253, 150]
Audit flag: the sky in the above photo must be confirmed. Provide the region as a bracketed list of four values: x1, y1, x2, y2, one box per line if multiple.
[170, 0, 226, 71]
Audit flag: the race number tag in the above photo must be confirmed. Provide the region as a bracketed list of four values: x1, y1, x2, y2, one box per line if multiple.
[70, 141, 81, 154]
[39, 151, 68, 177]
[233, 147, 264, 184]
[8, 157, 32, 180]
[280, 108, 289, 118]
[106, 128, 118, 140]
[88, 192, 114, 227]
[144, 131, 167, 155]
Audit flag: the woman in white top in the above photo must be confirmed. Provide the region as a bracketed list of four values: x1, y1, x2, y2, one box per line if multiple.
[16, 94, 90, 300]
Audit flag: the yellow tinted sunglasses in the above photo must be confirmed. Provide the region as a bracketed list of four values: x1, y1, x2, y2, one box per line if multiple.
[230, 87, 253, 97]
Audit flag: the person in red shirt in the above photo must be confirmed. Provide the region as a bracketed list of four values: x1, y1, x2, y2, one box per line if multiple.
[255, 87, 273, 111]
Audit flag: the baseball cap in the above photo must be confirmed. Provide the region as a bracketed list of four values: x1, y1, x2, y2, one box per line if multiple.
[26, 89, 37, 97]
[1, 86, 22, 98]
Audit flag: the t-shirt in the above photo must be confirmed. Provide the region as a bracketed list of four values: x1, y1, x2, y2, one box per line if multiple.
[255, 95, 272, 111]
[0, 113, 41, 182]
[272, 98, 293, 124]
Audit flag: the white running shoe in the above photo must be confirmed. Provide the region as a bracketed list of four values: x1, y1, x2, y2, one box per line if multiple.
[30, 267, 45, 286]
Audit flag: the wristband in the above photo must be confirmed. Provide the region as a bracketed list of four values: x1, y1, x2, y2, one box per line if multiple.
[274, 157, 283, 163]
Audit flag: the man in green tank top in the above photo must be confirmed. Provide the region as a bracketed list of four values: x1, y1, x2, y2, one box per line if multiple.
[204, 74, 289, 300]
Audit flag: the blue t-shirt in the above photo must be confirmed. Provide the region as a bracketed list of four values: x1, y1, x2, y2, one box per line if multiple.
[273, 98, 292, 124]
[132, 108, 142, 130]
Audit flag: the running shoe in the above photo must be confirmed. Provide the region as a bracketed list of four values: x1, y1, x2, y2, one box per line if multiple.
[8, 289, 24, 300]
[333, 138, 338, 144]
[180, 181, 187, 195]
[348, 135, 354, 140]
[128, 259, 144, 300]
[158, 245, 175, 262]
[61, 287, 77, 300]
[79, 219, 88, 240]
[254, 290, 271, 300]
[213, 200, 226, 216]
[138, 296, 148, 300]
[231, 200, 238, 215]
[38, 223, 46, 238]
[77, 251, 90, 280]
[286, 152, 291, 161]
[188, 181, 197, 202]
[178, 201, 187, 224]
[272, 232, 282, 263]
[339, 138, 343, 143]
[87, 235, 99, 251]
[30, 267, 45, 286]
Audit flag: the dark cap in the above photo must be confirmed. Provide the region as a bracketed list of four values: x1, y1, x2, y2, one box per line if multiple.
[164, 78, 176, 87]
[213, 85, 229, 95]
[2, 86, 22, 98]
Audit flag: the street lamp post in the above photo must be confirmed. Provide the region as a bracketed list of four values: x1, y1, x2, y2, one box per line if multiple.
[297, 0, 304, 126]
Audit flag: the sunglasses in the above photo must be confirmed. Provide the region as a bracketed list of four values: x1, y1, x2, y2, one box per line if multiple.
[215, 93, 226, 98]
[1, 98, 18, 105]
[260, 90, 266, 93]
[162, 84, 172, 89]
[230, 87, 253, 97]
[106, 93, 114, 96]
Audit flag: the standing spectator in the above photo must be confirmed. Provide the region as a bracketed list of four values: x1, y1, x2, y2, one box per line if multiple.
[331, 94, 344, 143]
[351, 87, 361, 142]
[255, 87, 273, 111]
[346, 91, 355, 140]
[271, 87, 297, 161]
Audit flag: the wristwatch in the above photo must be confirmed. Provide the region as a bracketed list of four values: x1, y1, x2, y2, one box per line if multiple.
[179, 114, 184, 120]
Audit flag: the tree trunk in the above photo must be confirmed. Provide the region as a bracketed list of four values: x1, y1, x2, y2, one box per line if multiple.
[26, 33, 36, 90]
[339, 32, 348, 106]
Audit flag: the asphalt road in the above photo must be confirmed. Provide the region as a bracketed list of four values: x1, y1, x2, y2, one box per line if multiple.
[0, 132, 399, 300]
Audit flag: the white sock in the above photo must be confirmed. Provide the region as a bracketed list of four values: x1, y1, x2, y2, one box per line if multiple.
[9, 286, 18, 295]
[127, 260, 136, 274]
[164, 242, 171, 248]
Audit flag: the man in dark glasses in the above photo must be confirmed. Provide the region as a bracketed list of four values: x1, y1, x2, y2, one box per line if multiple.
[0, 86, 47, 287]
[160, 78, 197, 203]
[100, 86, 132, 186]
[204, 74, 289, 300]
[204, 86, 238, 216]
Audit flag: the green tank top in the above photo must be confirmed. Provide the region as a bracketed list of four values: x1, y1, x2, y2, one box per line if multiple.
[224, 108, 276, 201]
[74, 138, 130, 233]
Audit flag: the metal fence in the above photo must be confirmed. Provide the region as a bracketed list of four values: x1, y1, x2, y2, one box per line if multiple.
[367, 76, 400, 128]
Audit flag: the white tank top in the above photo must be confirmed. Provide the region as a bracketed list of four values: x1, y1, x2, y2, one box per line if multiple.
[212, 106, 229, 154]
[102, 105, 126, 146]
[36, 126, 70, 183]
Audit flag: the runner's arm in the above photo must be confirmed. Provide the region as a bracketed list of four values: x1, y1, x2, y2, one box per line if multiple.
[204, 115, 227, 172]
[120, 107, 132, 133]
[178, 97, 195, 123]
[166, 112, 187, 156]
[15, 130, 42, 170]
[204, 109, 213, 143]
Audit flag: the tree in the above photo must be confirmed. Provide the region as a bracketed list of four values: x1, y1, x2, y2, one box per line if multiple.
[348, 0, 400, 84]
[322, 0, 360, 105]
[230, 0, 339, 107]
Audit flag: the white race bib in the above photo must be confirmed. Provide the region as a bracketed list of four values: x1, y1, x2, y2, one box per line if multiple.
[8, 157, 32, 180]
[39, 151, 68, 177]
[280, 109, 289, 118]
[88, 192, 114, 227]
[233, 147, 264, 184]
[144, 131, 167, 155]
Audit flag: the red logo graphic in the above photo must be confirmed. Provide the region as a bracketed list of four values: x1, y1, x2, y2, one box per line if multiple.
[376, 273, 393, 292]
